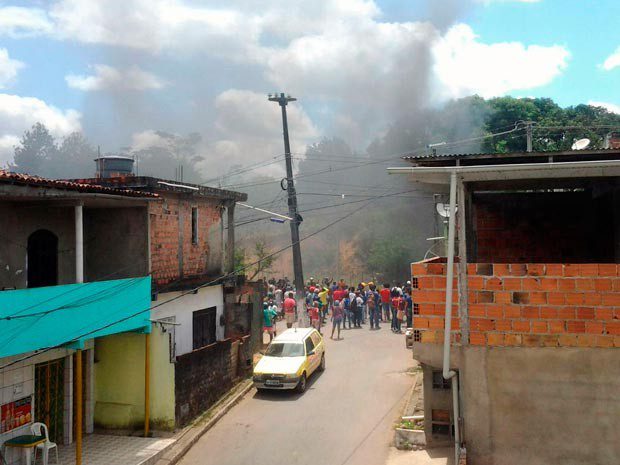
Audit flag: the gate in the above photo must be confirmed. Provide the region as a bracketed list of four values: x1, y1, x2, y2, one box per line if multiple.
[34, 358, 65, 443]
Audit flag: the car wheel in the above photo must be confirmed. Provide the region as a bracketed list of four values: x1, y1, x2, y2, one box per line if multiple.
[296, 373, 307, 393]
[319, 354, 325, 371]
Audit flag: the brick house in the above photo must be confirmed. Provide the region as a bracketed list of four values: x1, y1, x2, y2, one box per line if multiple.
[390, 148, 620, 465]
[75, 159, 263, 430]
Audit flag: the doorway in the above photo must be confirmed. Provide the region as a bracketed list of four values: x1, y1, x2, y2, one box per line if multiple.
[27, 229, 58, 288]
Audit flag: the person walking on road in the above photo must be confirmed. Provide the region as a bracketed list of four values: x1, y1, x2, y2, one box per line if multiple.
[380, 283, 391, 322]
[391, 294, 403, 333]
[342, 293, 352, 329]
[367, 293, 379, 330]
[331, 299, 343, 340]
[283, 292, 296, 328]
[263, 302, 278, 343]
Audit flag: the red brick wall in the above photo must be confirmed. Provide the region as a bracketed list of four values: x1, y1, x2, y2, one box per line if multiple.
[473, 192, 613, 263]
[149, 196, 222, 287]
[410, 258, 460, 344]
[411, 260, 620, 348]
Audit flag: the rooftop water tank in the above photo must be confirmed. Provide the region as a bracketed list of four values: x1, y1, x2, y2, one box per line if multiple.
[94, 156, 135, 178]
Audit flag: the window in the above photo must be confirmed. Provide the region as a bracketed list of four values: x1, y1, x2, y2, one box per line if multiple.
[265, 343, 304, 357]
[310, 331, 321, 347]
[192, 307, 216, 350]
[432, 370, 451, 390]
[191, 207, 198, 245]
[304, 337, 315, 355]
[27, 229, 58, 288]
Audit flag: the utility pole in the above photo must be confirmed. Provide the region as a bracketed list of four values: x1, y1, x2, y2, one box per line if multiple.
[525, 121, 533, 152]
[268, 92, 307, 326]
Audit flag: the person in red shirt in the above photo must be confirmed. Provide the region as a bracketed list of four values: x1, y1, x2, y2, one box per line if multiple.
[380, 283, 391, 322]
[308, 299, 321, 333]
[333, 285, 347, 305]
[283, 292, 296, 328]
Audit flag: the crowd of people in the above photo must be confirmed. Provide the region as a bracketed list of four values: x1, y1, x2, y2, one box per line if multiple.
[262, 277, 414, 342]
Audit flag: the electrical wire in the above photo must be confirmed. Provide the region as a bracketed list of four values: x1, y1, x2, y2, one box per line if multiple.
[0, 188, 413, 370]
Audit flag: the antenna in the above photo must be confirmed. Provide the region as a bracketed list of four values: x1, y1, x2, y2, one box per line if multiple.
[436, 203, 458, 218]
[571, 138, 591, 150]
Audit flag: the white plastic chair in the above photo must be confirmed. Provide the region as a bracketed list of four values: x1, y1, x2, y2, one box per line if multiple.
[30, 422, 59, 465]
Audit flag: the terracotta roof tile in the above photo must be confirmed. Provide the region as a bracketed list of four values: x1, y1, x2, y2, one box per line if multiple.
[0, 170, 158, 198]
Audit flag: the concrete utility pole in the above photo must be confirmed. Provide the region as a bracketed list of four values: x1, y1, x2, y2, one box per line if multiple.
[268, 93, 307, 326]
[526, 121, 533, 152]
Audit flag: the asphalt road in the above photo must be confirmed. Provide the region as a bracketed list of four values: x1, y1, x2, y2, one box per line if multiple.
[178, 319, 415, 465]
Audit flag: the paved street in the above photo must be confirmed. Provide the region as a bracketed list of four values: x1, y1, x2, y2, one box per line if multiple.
[178, 320, 415, 465]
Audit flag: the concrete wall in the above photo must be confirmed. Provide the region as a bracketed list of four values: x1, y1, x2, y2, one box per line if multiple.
[84, 207, 149, 281]
[93, 329, 175, 431]
[151, 285, 225, 356]
[0, 204, 75, 289]
[415, 344, 620, 465]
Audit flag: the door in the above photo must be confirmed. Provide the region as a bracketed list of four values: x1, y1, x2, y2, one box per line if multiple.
[193, 307, 217, 350]
[311, 331, 323, 358]
[304, 337, 318, 374]
[34, 359, 64, 443]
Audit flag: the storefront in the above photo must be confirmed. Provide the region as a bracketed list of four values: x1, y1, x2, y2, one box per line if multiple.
[0, 277, 151, 465]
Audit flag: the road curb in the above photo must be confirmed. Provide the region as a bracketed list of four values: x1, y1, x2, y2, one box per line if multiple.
[154, 379, 254, 465]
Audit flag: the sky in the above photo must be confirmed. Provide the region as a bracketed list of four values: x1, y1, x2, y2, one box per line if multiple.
[0, 0, 618, 175]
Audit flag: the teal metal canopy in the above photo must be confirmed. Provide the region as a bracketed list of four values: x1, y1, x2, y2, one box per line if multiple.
[0, 277, 152, 359]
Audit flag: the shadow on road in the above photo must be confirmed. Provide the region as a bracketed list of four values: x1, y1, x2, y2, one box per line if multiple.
[251, 370, 325, 402]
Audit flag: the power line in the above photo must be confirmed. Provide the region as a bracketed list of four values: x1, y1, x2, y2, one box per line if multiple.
[0, 185, 416, 370]
[220, 124, 526, 190]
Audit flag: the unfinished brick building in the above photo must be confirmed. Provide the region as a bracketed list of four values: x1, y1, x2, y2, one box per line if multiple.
[390, 148, 620, 465]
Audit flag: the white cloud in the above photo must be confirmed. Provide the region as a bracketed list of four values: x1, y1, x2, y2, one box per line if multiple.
[589, 100, 620, 115]
[65, 64, 165, 91]
[0, 6, 53, 37]
[432, 24, 569, 99]
[0, 49, 24, 88]
[601, 46, 620, 71]
[201, 89, 319, 178]
[131, 89, 319, 179]
[0, 134, 19, 167]
[0, 94, 81, 166]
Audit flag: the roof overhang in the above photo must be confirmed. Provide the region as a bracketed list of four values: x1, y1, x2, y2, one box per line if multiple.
[387, 160, 620, 185]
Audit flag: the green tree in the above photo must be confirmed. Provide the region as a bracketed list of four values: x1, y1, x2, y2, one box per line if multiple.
[366, 239, 412, 282]
[11, 123, 58, 175]
[50, 132, 97, 178]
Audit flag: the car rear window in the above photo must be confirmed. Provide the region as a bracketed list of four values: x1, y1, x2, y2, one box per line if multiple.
[265, 342, 304, 357]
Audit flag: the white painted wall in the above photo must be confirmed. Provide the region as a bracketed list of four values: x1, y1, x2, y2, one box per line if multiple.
[151, 284, 224, 357]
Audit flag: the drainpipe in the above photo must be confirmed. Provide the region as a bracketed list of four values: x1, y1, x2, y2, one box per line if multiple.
[442, 171, 461, 465]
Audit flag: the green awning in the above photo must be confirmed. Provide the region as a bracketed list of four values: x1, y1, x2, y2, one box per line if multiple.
[0, 277, 151, 359]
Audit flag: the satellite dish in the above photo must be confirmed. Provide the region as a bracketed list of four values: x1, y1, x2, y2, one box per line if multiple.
[571, 138, 591, 150]
[436, 203, 458, 218]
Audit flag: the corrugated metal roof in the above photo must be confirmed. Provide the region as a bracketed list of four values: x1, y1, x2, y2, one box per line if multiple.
[403, 148, 620, 160]
[0, 170, 158, 197]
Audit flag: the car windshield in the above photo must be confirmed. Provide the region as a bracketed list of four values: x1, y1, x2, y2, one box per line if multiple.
[265, 342, 305, 357]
